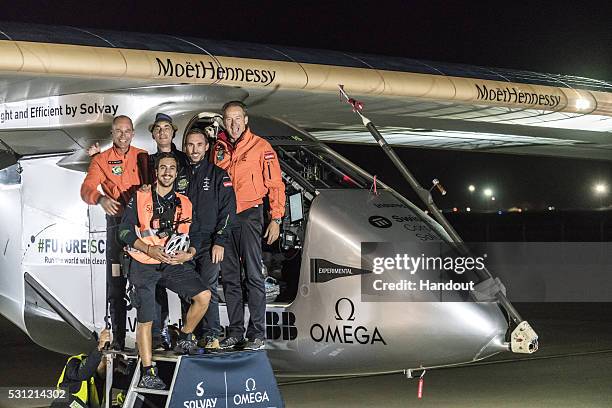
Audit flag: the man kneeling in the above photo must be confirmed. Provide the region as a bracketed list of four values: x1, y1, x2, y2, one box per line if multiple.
[119, 152, 210, 389]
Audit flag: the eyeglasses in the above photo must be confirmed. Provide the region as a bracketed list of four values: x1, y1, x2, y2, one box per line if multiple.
[111, 129, 134, 137]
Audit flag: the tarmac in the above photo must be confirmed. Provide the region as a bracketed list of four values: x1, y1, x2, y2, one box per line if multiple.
[1, 303, 611, 407]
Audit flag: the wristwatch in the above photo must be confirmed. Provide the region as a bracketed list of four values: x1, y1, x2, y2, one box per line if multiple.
[272, 218, 282, 225]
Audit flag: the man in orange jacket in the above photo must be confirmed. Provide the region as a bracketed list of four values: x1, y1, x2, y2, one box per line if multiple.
[80, 115, 147, 350]
[213, 101, 285, 350]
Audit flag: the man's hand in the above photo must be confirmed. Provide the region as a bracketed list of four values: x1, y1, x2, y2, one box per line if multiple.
[148, 245, 172, 263]
[211, 245, 224, 263]
[264, 221, 280, 245]
[87, 142, 101, 157]
[168, 250, 194, 265]
[138, 184, 152, 193]
[97, 328, 111, 351]
[99, 196, 122, 216]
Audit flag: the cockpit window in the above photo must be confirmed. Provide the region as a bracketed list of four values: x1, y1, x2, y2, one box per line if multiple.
[0, 163, 21, 185]
[0, 150, 19, 185]
[277, 144, 368, 191]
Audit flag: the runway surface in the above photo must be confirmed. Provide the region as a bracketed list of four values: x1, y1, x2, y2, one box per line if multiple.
[1, 303, 611, 407]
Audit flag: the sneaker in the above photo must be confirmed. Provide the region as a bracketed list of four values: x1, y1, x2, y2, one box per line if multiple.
[218, 336, 246, 350]
[174, 333, 198, 355]
[110, 339, 125, 351]
[244, 338, 265, 351]
[138, 366, 166, 390]
[196, 336, 208, 348]
[113, 391, 126, 406]
[204, 337, 220, 350]
[160, 326, 172, 350]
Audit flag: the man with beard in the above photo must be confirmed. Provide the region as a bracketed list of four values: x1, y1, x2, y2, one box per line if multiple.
[183, 128, 236, 349]
[119, 153, 210, 389]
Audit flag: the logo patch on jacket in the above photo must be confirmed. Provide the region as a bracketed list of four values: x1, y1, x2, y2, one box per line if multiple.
[264, 151, 275, 160]
[177, 178, 188, 191]
[108, 160, 123, 165]
[111, 166, 123, 175]
[202, 177, 211, 191]
[222, 176, 233, 187]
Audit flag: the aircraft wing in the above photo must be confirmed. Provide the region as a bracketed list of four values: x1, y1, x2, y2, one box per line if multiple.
[0, 22, 611, 161]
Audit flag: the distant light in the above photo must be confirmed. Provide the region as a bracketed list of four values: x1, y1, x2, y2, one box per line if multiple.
[576, 98, 591, 110]
[491, 196, 496, 201]
[497, 210, 503, 215]
[483, 188, 493, 197]
[466, 207, 471, 212]
[594, 183, 608, 195]
[548, 206, 555, 211]
[518, 208, 522, 213]
[452, 207, 458, 212]
[468, 185, 475, 192]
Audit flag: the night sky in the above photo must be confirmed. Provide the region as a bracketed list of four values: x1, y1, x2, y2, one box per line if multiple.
[1, 0, 611, 210]
[2, 0, 610, 78]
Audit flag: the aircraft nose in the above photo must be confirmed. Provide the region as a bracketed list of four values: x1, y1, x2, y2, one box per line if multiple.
[447, 301, 510, 360]
[474, 332, 510, 359]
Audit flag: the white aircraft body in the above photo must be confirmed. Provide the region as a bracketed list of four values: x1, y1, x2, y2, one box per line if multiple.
[1, 22, 610, 376]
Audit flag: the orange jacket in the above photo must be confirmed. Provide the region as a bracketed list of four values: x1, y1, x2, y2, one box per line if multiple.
[213, 129, 285, 218]
[80, 145, 146, 206]
[127, 190, 192, 264]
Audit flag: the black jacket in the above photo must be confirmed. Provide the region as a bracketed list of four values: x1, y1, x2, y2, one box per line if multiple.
[187, 159, 236, 250]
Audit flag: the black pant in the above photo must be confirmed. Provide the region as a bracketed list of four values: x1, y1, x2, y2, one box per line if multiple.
[181, 244, 221, 338]
[106, 215, 127, 342]
[221, 206, 266, 339]
[152, 285, 169, 340]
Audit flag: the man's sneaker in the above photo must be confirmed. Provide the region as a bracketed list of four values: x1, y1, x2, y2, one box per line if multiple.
[174, 333, 198, 355]
[218, 336, 246, 350]
[160, 326, 172, 350]
[138, 366, 166, 390]
[197, 336, 220, 350]
[244, 338, 265, 351]
[110, 339, 125, 351]
[205, 337, 220, 350]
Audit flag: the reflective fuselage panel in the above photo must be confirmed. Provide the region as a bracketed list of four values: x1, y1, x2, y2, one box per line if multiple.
[0, 164, 23, 331]
[267, 190, 507, 376]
